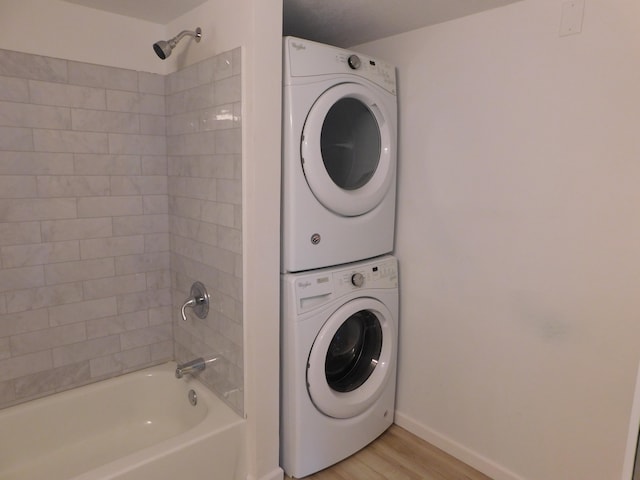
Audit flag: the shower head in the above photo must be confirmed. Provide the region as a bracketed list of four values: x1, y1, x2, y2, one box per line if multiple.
[153, 27, 202, 60]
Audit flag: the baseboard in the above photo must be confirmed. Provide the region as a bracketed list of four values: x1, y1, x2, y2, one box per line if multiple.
[245, 466, 284, 480]
[394, 411, 526, 480]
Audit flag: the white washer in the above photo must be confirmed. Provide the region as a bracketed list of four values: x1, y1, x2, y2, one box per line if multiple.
[281, 255, 399, 478]
[282, 36, 398, 273]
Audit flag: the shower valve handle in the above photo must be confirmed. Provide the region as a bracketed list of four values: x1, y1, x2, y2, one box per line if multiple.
[180, 281, 209, 321]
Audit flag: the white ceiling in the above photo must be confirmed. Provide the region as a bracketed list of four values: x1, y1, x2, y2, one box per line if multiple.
[63, 0, 521, 47]
[283, 0, 522, 47]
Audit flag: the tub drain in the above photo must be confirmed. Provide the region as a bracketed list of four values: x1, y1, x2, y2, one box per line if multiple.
[188, 389, 198, 406]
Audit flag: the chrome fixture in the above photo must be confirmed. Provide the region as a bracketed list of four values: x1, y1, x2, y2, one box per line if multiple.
[153, 27, 202, 60]
[180, 281, 209, 322]
[175, 356, 219, 379]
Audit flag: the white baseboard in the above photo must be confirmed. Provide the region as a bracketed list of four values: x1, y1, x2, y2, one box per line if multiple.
[394, 411, 526, 480]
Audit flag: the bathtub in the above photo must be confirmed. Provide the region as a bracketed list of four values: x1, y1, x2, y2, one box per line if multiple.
[0, 362, 246, 480]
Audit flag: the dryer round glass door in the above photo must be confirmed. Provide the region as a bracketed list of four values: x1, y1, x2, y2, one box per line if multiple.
[301, 82, 396, 217]
[306, 297, 396, 419]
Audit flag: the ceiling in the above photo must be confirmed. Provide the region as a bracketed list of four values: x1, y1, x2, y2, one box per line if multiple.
[63, 0, 521, 47]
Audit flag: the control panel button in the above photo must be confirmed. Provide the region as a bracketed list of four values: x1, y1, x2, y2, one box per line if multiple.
[347, 54, 361, 70]
[351, 272, 365, 287]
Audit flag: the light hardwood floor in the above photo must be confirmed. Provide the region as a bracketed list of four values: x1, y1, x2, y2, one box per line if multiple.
[285, 425, 494, 480]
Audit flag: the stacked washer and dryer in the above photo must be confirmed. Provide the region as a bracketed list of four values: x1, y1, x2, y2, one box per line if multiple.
[280, 36, 400, 478]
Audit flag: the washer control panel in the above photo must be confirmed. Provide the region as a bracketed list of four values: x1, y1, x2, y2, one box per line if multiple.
[292, 256, 398, 314]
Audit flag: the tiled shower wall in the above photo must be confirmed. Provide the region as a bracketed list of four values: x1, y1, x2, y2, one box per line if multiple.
[0, 48, 243, 414]
[167, 50, 244, 414]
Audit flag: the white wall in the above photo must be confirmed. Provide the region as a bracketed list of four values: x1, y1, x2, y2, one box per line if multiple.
[357, 1, 640, 479]
[0, 2, 283, 479]
[0, 0, 166, 73]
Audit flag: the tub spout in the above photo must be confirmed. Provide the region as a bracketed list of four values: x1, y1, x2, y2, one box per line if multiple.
[175, 358, 205, 378]
[175, 356, 219, 378]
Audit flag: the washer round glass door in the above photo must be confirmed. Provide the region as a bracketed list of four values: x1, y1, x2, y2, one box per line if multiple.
[306, 297, 396, 419]
[301, 82, 395, 217]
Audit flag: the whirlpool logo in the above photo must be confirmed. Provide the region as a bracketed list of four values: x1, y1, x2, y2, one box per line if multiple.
[291, 42, 306, 51]
[297, 281, 312, 288]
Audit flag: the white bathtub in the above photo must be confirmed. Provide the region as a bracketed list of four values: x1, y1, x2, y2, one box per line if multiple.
[0, 362, 246, 480]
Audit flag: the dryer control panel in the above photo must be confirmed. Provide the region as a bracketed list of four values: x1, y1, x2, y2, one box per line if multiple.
[291, 256, 398, 314]
[284, 36, 396, 95]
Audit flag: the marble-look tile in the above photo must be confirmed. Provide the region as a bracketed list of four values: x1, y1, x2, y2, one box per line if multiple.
[0, 176, 37, 199]
[0, 126, 33, 151]
[80, 235, 145, 260]
[144, 233, 170, 253]
[5, 283, 83, 314]
[29, 80, 106, 109]
[68, 61, 137, 92]
[48, 297, 118, 326]
[107, 90, 165, 116]
[214, 75, 241, 105]
[0, 49, 67, 83]
[139, 115, 166, 136]
[110, 175, 168, 196]
[0, 378, 14, 405]
[0, 76, 29, 102]
[217, 226, 242, 255]
[142, 195, 169, 214]
[141, 156, 167, 176]
[200, 104, 235, 131]
[77, 195, 143, 218]
[108, 133, 166, 156]
[52, 335, 120, 368]
[1, 241, 79, 268]
[112, 214, 169, 236]
[114, 252, 170, 275]
[82, 273, 147, 301]
[73, 154, 141, 175]
[0, 265, 44, 293]
[0, 198, 77, 222]
[146, 269, 170, 290]
[169, 176, 216, 201]
[116, 288, 171, 314]
[86, 310, 148, 339]
[10, 322, 86, 356]
[90, 345, 151, 378]
[0, 309, 49, 337]
[216, 178, 242, 205]
[41, 218, 113, 242]
[0, 350, 53, 382]
[138, 71, 165, 95]
[0, 152, 74, 175]
[33, 129, 109, 154]
[44, 258, 115, 284]
[71, 109, 139, 134]
[214, 128, 241, 154]
[0, 101, 71, 129]
[36, 175, 110, 197]
[148, 306, 171, 326]
[14, 361, 90, 398]
[166, 62, 199, 95]
[120, 323, 172, 350]
[150, 340, 173, 362]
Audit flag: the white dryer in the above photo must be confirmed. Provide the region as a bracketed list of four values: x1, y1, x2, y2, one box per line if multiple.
[282, 36, 398, 273]
[281, 255, 399, 478]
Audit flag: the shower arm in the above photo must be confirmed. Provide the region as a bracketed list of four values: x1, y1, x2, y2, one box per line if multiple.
[169, 29, 202, 48]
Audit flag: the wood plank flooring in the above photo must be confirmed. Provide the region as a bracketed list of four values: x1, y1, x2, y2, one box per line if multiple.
[285, 425, 494, 480]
